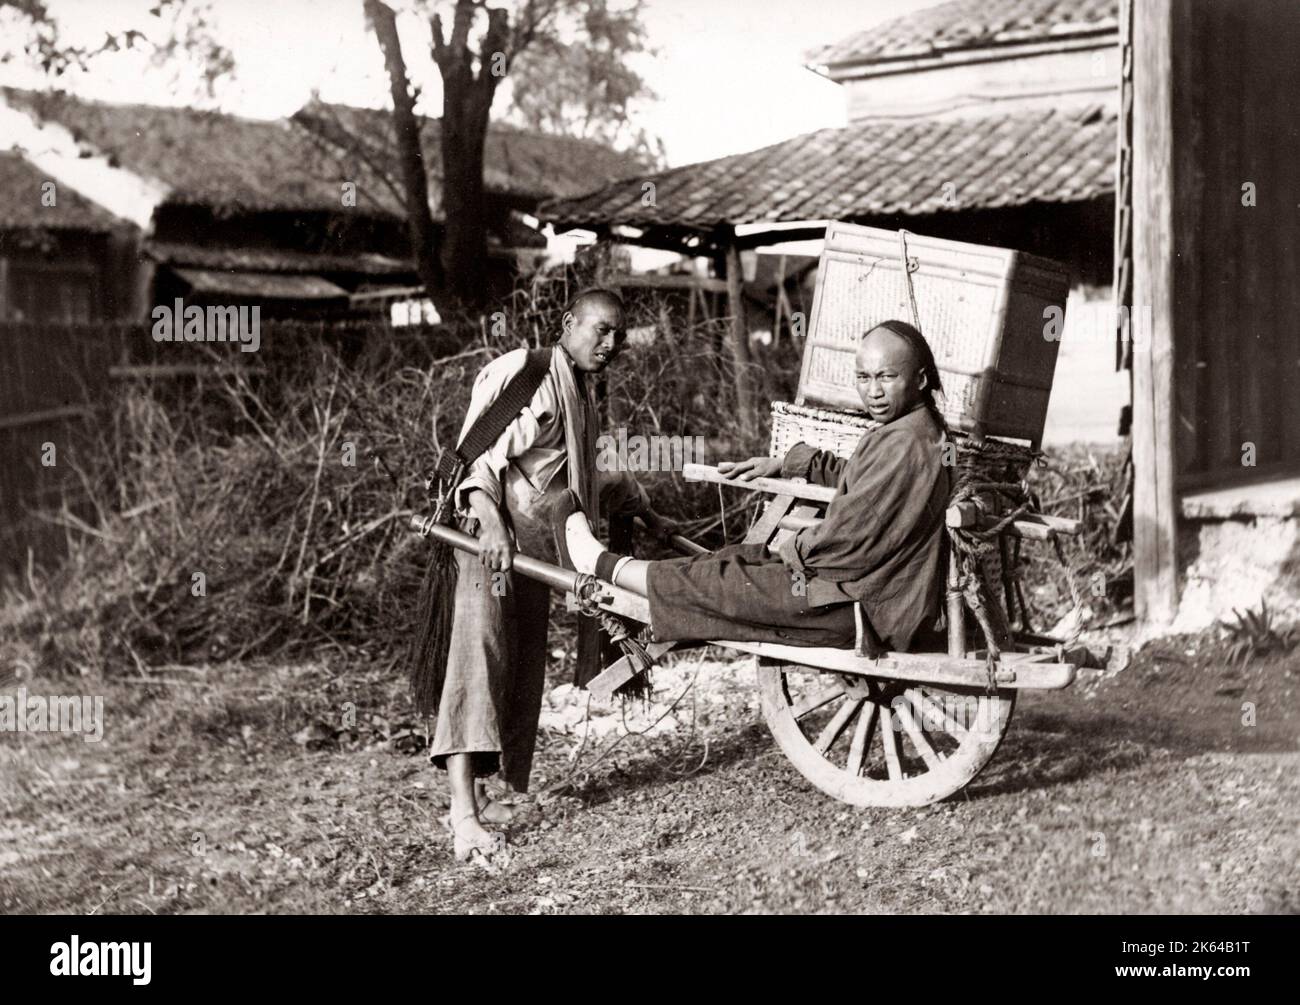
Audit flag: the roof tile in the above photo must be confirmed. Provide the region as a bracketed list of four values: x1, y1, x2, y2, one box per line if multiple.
[807, 0, 1118, 68]
[541, 105, 1117, 232]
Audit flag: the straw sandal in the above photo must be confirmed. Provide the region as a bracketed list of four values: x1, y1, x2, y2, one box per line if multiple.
[446, 811, 509, 870]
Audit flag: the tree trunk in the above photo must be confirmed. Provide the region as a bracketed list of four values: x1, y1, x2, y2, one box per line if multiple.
[438, 77, 493, 307]
[430, 1, 512, 310]
[364, 0, 443, 300]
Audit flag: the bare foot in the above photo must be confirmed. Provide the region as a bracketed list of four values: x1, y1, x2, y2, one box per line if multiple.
[448, 812, 507, 865]
[474, 782, 517, 824]
[478, 798, 516, 825]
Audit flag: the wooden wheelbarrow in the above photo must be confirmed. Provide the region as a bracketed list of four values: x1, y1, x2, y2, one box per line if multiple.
[410, 458, 1084, 808]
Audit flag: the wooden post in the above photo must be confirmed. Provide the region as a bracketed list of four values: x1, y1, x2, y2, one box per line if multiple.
[1131, 0, 1180, 625]
[722, 230, 757, 438]
[944, 556, 965, 658]
[998, 535, 1019, 631]
[129, 231, 154, 323]
[1114, 0, 1135, 373]
[773, 254, 789, 346]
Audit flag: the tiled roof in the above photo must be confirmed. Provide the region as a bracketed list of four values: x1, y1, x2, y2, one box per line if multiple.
[2, 88, 382, 216]
[173, 268, 349, 300]
[145, 242, 415, 277]
[0, 89, 648, 219]
[807, 0, 1119, 68]
[540, 104, 1116, 232]
[0, 151, 124, 232]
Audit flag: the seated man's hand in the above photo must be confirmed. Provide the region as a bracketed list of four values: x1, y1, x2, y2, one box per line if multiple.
[718, 456, 782, 482]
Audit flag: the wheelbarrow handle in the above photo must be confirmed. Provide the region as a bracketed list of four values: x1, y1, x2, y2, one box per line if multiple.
[409, 515, 652, 623]
[409, 515, 577, 592]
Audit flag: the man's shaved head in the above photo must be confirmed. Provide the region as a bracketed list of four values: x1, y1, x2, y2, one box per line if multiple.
[567, 288, 626, 320]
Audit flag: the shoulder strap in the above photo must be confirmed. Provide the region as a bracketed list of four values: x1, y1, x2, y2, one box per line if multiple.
[435, 347, 552, 483]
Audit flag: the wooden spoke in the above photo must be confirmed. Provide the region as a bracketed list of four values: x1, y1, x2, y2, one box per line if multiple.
[978, 697, 1004, 736]
[814, 697, 863, 755]
[906, 687, 968, 739]
[878, 705, 903, 781]
[789, 682, 844, 721]
[845, 700, 878, 777]
[757, 659, 1017, 807]
[895, 698, 945, 771]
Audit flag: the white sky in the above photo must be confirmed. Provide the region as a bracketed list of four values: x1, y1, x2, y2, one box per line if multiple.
[1, 0, 934, 166]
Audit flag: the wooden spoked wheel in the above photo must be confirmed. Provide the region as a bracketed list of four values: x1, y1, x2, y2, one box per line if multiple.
[757, 659, 1016, 807]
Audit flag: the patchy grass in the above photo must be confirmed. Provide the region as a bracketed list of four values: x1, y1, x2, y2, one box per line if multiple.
[1, 631, 1296, 916]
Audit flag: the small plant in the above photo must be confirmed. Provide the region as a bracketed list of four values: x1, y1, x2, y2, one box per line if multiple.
[1221, 599, 1298, 668]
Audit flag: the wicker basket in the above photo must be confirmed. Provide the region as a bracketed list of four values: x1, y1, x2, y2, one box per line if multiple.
[796, 223, 1070, 446]
[769, 401, 879, 459]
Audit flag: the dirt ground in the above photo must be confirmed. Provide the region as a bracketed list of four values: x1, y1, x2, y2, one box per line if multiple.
[2, 630, 1296, 915]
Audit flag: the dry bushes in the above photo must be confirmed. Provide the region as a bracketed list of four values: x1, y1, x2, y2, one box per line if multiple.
[1, 334, 489, 675]
[1021, 444, 1132, 629]
[0, 279, 781, 676]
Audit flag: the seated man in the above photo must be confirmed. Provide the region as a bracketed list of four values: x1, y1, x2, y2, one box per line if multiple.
[554, 319, 954, 654]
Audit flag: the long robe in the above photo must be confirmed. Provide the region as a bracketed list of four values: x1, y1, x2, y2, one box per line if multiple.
[646, 404, 950, 652]
[430, 345, 646, 790]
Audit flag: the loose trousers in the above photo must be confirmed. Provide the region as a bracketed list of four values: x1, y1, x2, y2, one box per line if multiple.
[428, 469, 564, 792]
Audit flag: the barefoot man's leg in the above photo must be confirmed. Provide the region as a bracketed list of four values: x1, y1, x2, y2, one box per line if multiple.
[446, 754, 495, 847]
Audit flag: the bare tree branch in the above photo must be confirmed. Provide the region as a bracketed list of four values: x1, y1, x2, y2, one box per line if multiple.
[364, 0, 443, 297]
[292, 102, 411, 215]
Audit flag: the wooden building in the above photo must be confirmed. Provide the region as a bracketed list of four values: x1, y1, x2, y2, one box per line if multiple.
[0, 88, 645, 322]
[0, 151, 138, 323]
[1129, 0, 1300, 628]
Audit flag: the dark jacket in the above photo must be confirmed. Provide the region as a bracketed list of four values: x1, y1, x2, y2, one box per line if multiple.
[775, 404, 951, 651]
